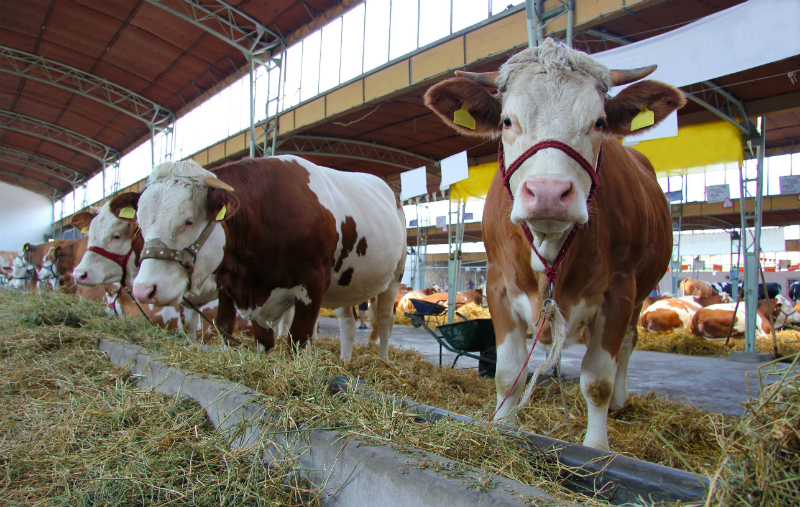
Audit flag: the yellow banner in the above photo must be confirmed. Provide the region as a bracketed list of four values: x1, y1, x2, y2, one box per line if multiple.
[627, 120, 743, 177]
[450, 162, 497, 202]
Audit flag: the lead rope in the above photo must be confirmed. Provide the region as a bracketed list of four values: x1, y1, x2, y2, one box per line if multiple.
[491, 139, 602, 432]
[181, 296, 242, 347]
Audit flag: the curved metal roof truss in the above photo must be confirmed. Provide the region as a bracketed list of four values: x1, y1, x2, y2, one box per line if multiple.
[0, 110, 120, 164]
[0, 146, 86, 185]
[0, 46, 175, 130]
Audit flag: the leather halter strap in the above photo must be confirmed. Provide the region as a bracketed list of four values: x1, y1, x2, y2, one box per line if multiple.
[140, 221, 217, 291]
[498, 139, 603, 286]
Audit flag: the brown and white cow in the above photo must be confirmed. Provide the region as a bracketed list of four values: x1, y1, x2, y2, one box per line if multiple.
[680, 278, 717, 297]
[691, 299, 779, 339]
[425, 39, 684, 449]
[419, 289, 483, 307]
[639, 298, 701, 333]
[396, 287, 436, 313]
[130, 157, 407, 359]
[36, 238, 89, 292]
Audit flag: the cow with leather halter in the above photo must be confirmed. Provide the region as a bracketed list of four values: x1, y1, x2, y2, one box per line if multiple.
[130, 157, 406, 358]
[424, 39, 684, 450]
[70, 199, 260, 342]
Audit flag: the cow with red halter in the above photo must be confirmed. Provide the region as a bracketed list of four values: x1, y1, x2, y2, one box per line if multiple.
[425, 39, 684, 450]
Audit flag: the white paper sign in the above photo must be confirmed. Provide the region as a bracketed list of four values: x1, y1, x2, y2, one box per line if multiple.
[400, 167, 428, 201]
[435, 216, 446, 229]
[779, 175, 800, 195]
[622, 111, 679, 145]
[439, 151, 469, 191]
[706, 184, 730, 204]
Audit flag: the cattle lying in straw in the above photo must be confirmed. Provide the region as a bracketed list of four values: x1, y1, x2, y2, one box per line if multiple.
[639, 295, 733, 333]
[130, 156, 406, 359]
[70, 202, 258, 342]
[395, 287, 436, 313]
[691, 299, 780, 339]
[680, 278, 718, 297]
[425, 38, 685, 449]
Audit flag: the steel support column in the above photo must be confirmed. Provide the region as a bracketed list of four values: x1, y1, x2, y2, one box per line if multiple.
[447, 199, 466, 323]
[249, 56, 256, 158]
[739, 120, 766, 353]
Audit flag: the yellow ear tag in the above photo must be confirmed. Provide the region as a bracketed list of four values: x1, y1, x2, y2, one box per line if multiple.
[80, 226, 89, 234]
[118, 207, 136, 219]
[630, 107, 655, 131]
[453, 105, 476, 130]
[215, 205, 227, 221]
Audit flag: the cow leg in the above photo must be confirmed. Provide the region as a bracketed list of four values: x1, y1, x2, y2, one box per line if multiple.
[372, 283, 400, 359]
[335, 306, 357, 359]
[580, 304, 631, 450]
[252, 322, 275, 352]
[288, 292, 323, 351]
[610, 319, 638, 411]
[181, 307, 199, 340]
[489, 282, 529, 425]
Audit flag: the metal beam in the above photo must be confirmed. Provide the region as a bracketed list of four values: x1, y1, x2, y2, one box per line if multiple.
[0, 109, 119, 164]
[0, 168, 62, 197]
[143, 0, 284, 60]
[276, 135, 439, 171]
[0, 46, 174, 130]
[0, 146, 86, 185]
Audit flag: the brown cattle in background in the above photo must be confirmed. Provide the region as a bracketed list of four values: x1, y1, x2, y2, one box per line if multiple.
[680, 278, 717, 297]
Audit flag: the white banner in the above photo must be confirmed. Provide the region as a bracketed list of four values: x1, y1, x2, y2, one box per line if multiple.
[400, 166, 428, 201]
[593, 0, 800, 92]
[676, 228, 785, 256]
[439, 150, 469, 191]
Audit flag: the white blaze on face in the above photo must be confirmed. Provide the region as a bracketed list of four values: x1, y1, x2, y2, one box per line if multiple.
[499, 42, 609, 265]
[73, 204, 134, 287]
[133, 161, 226, 306]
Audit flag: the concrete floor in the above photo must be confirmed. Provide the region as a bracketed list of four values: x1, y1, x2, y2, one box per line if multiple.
[319, 317, 795, 416]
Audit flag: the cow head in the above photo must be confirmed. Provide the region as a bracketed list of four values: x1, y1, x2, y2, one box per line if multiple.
[37, 245, 62, 290]
[9, 243, 34, 289]
[71, 195, 140, 287]
[425, 38, 685, 268]
[132, 161, 238, 306]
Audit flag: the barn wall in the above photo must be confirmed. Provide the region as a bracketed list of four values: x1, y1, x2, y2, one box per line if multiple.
[0, 181, 53, 251]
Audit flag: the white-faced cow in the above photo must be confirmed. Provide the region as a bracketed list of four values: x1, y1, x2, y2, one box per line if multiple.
[425, 39, 684, 449]
[36, 238, 89, 292]
[130, 157, 406, 358]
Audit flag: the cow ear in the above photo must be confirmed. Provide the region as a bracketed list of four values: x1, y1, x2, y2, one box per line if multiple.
[108, 192, 141, 222]
[71, 211, 96, 233]
[55, 246, 62, 256]
[604, 80, 687, 137]
[425, 78, 502, 137]
[206, 188, 239, 223]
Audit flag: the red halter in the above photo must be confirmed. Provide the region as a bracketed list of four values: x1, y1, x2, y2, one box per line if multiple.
[498, 139, 603, 286]
[87, 233, 144, 288]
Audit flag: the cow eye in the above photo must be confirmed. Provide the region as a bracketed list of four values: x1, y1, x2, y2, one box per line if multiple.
[185, 219, 194, 226]
[503, 117, 512, 128]
[594, 118, 605, 130]
[113, 233, 121, 240]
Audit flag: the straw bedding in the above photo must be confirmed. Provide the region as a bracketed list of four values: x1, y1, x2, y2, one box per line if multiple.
[2, 290, 798, 505]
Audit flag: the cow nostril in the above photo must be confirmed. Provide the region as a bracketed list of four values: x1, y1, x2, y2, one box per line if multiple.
[79, 272, 87, 279]
[148, 285, 157, 300]
[560, 182, 575, 202]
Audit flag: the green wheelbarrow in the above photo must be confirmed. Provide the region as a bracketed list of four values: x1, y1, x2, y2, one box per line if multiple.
[404, 312, 497, 378]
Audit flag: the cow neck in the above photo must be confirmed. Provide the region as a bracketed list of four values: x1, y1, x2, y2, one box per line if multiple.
[497, 139, 602, 288]
[87, 227, 143, 289]
[140, 221, 217, 291]
[43, 253, 61, 281]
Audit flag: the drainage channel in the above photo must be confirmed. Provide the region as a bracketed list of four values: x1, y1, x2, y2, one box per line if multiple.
[327, 377, 709, 505]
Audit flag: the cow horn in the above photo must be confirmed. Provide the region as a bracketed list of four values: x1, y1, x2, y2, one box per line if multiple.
[609, 65, 657, 86]
[89, 206, 102, 214]
[203, 175, 234, 192]
[455, 71, 500, 88]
